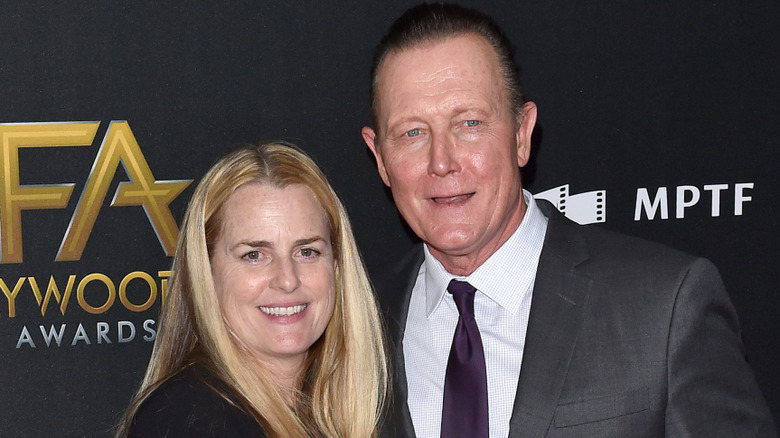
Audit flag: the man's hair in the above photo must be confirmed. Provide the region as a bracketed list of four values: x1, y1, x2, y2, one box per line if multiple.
[369, 2, 525, 127]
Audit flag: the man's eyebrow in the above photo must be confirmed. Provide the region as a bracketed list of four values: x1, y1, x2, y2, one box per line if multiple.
[387, 116, 424, 130]
[457, 105, 488, 113]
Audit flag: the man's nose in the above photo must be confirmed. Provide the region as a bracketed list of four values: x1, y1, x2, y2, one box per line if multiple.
[427, 131, 461, 177]
[270, 257, 301, 293]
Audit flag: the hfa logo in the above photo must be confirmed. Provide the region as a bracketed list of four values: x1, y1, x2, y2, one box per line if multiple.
[0, 121, 193, 263]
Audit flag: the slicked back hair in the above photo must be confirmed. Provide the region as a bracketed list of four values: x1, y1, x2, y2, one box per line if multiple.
[368, 2, 525, 129]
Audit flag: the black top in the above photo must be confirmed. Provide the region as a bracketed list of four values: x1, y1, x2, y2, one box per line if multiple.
[129, 363, 268, 438]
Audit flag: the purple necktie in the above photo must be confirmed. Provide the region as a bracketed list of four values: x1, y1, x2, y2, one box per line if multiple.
[441, 279, 489, 438]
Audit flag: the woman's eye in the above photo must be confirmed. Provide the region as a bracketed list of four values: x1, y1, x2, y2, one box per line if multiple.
[299, 248, 321, 259]
[464, 120, 480, 127]
[244, 250, 261, 261]
[405, 128, 421, 137]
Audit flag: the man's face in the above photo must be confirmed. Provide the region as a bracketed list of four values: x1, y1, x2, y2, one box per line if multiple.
[362, 33, 537, 275]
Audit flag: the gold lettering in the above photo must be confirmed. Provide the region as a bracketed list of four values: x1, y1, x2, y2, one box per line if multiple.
[0, 277, 26, 317]
[0, 122, 99, 263]
[77, 273, 115, 314]
[28, 275, 76, 316]
[57, 121, 191, 261]
[119, 271, 157, 312]
[159, 270, 172, 302]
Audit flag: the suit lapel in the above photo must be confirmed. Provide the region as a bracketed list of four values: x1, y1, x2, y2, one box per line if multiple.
[379, 248, 423, 438]
[381, 202, 593, 437]
[508, 201, 593, 437]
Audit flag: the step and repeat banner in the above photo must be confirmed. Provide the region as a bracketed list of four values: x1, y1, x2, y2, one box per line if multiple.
[2, 2, 778, 436]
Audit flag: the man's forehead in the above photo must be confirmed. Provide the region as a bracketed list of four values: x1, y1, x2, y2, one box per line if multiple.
[378, 35, 499, 90]
[373, 34, 507, 117]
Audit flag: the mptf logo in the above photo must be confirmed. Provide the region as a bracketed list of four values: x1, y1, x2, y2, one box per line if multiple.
[0, 121, 193, 263]
[535, 184, 606, 225]
[534, 183, 754, 224]
[634, 184, 753, 220]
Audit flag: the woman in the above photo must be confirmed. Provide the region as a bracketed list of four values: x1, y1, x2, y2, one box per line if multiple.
[116, 142, 388, 437]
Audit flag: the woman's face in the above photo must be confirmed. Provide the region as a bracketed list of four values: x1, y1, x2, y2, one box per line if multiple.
[210, 183, 336, 375]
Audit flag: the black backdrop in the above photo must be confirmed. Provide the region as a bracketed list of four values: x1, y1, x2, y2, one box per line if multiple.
[1, 2, 777, 436]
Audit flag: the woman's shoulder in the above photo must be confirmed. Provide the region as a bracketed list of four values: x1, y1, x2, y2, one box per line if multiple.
[128, 364, 267, 438]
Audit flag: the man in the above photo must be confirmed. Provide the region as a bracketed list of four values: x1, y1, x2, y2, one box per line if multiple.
[361, 4, 776, 437]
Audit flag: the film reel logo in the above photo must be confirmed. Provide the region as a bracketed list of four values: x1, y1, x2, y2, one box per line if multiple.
[535, 184, 606, 225]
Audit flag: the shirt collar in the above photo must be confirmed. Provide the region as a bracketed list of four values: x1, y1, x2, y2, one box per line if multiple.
[423, 190, 548, 316]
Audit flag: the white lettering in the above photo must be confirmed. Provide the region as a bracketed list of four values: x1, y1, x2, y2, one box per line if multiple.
[635, 187, 668, 220]
[71, 323, 91, 345]
[734, 183, 754, 215]
[97, 321, 111, 344]
[40, 324, 66, 347]
[118, 320, 136, 343]
[636, 183, 755, 221]
[142, 319, 156, 342]
[676, 185, 700, 219]
[16, 326, 35, 348]
[703, 184, 728, 217]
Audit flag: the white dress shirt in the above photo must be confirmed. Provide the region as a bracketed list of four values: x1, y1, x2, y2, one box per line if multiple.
[403, 190, 548, 438]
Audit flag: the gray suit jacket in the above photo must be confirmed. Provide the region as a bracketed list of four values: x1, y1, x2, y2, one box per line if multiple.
[376, 200, 776, 437]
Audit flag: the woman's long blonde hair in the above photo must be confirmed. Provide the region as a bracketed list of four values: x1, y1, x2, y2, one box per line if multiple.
[117, 142, 388, 437]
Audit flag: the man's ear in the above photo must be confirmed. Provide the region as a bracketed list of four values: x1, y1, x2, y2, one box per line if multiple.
[515, 101, 537, 168]
[362, 126, 391, 187]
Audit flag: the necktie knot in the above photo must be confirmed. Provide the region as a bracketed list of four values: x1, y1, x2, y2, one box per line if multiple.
[447, 279, 476, 318]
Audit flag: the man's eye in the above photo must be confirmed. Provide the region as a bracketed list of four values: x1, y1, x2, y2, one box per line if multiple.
[405, 128, 421, 137]
[244, 250, 260, 261]
[465, 120, 480, 127]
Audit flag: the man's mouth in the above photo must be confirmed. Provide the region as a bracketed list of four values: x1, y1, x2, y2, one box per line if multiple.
[432, 193, 474, 204]
[258, 304, 307, 316]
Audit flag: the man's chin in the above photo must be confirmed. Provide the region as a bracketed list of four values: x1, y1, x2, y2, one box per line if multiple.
[424, 232, 479, 258]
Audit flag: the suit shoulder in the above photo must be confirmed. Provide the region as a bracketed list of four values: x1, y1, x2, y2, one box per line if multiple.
[539, 199, 700, 270]
[577, 223, 706, 272]
[546, 215, 723, 290]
